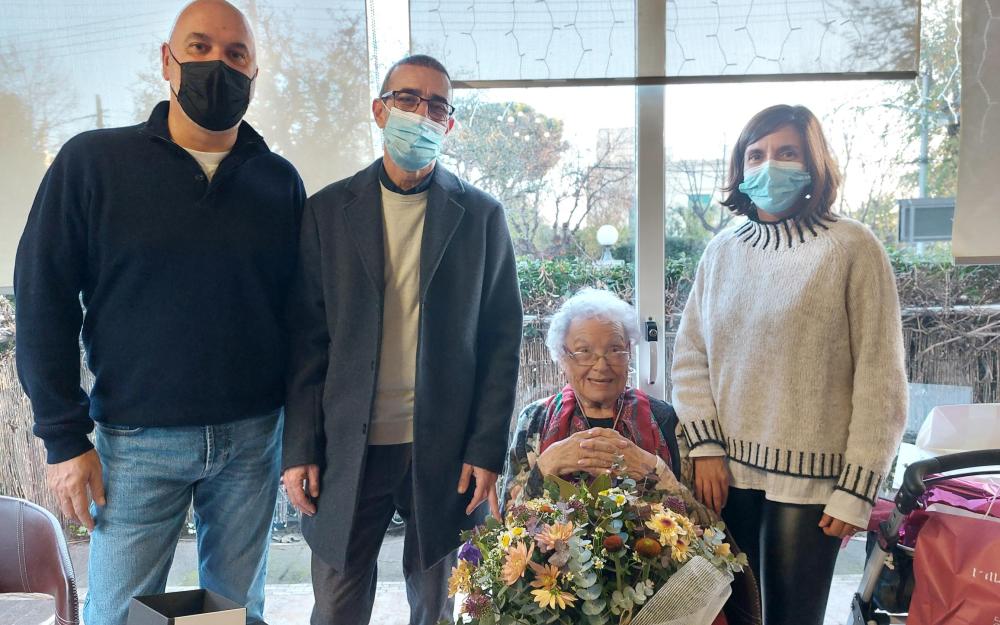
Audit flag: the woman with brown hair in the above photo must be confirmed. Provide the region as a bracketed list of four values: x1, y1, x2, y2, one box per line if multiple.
[670, 104, 908, 624]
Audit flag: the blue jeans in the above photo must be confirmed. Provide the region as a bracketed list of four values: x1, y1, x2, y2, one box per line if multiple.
[83, 411, 281, 625]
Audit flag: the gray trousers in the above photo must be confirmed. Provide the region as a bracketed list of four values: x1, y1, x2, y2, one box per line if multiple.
[310, 443, 456, 625]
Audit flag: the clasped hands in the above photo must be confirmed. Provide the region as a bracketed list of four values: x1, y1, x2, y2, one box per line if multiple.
[535, 427, 664, 484]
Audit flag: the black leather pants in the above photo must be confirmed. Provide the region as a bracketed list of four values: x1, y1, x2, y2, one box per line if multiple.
[722, 487, 842, 625]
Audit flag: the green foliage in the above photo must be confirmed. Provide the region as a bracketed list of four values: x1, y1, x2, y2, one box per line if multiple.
[516, 249, 703, 317]
[517, 258, 634, 316]
[517, 244, 1000, 320]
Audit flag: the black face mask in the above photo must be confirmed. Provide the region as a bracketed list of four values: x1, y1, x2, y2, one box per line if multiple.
[169, 47, 255, 131]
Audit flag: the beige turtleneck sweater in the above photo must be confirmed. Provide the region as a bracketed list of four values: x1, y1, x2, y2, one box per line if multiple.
[369, 184, 428, 445]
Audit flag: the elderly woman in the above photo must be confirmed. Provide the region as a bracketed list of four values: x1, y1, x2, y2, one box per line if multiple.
[500, 288, 761, 625]
[500, 288, 708, 525]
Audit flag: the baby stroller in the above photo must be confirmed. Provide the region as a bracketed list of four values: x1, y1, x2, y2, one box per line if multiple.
[848, 448, 1000, 624]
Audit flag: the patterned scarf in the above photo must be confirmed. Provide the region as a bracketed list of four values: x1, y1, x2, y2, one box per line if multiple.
[538, 384, 671, 468]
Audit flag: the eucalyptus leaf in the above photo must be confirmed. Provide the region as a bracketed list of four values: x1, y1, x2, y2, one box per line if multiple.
[582, 598, 607, 615]
[575, 570, 598, 588]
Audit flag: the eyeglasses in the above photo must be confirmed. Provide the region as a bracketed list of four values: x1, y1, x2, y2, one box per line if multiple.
[563, 348, 631, 367]
[380, 90, 455, 123]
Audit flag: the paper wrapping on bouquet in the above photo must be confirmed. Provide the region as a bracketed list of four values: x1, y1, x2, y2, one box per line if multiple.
[907, 509, 1000, 625]
[630, 555, 733, 625]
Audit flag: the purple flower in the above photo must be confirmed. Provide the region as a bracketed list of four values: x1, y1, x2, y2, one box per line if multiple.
[463, 592, 492, 618]
[663, 496, 687, 515]
[458, 541, 483, 565]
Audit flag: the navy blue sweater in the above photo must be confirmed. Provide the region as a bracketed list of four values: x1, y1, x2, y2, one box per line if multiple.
[14, 102, 305, 464]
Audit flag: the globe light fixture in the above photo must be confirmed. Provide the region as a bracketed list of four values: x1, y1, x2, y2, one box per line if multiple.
[596, 225, 621, 265]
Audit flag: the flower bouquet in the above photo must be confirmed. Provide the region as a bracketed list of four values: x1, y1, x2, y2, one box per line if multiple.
[444, 474, 747, 625]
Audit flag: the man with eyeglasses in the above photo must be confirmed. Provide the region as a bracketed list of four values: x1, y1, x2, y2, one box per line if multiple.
[281, 54, 523, 625]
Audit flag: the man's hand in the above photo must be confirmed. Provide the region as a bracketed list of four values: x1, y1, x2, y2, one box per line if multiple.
[457, 463, 500, 520]
[282, 464, 320, 516]
[693, 456, 730, 515]
[46, 449, 105, 531]
[819, 513, 861, 539]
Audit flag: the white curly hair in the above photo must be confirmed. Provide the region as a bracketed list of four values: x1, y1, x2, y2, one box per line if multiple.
[545, 288, 639, 363]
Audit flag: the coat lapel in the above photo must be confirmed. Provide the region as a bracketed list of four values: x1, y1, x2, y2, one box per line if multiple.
[419, 167, 465, 301]
[341, 161, 385, 295]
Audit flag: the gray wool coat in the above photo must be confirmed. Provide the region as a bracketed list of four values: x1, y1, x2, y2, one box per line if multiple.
[282, 158, 523, 571]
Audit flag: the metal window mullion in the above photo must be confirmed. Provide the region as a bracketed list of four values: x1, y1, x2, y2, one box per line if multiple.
[635, 1, 667, 400]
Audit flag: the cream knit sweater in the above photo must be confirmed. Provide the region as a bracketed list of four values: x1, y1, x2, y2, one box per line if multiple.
[671, 214, 907, 512]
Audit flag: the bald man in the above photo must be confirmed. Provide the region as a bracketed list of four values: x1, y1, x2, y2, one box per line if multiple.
[14, 2, 304, 623]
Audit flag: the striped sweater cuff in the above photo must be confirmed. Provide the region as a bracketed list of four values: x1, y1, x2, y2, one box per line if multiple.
[681, 419, 726, 449]
[834, 463, 885, 505]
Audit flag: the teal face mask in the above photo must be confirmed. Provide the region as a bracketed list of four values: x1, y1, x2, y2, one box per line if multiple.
[738, 160, 812, 216]
[382, 107, 447, 171]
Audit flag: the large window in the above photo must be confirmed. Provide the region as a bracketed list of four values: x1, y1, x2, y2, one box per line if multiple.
[659, 78, 912, 391]
[0, 0, 375, 288]
[440, 87, 637, 407]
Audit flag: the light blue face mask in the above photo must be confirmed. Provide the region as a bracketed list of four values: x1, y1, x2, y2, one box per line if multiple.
[738, 160, 812, 216]
[382, 106, 447, 171]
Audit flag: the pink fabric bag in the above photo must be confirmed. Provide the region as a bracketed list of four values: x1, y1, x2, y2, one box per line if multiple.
[907, 510, 1000, 625]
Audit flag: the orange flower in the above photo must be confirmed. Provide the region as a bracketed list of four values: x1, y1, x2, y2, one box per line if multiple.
[529, 561, 561, 590]
[602, 534, 625, 552]
[535, 521, 574, 551]
[530, 587, 577, 610]
[501, 541, 535, 586]
[528, 562, 575, 609]
[447, 560, 472, 597]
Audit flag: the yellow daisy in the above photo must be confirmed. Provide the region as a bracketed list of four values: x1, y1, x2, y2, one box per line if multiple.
[447, 560, 472, 597]
[531, 588, 577, 610]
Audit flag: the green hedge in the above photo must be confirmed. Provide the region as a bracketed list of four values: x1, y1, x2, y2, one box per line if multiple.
[518, 245, 1000, 317]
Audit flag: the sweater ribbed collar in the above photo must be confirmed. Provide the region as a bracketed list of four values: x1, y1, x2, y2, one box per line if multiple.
[734, 211, 839, 251]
